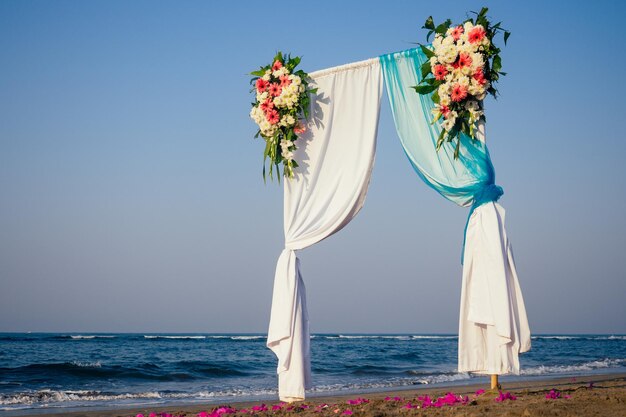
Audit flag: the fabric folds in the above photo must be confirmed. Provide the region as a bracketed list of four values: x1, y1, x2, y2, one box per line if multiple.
[459, 202, 531, 374]
[379, 48, 501, 211]
[379, 48, 530, 375]
[267, 59, 383, 401]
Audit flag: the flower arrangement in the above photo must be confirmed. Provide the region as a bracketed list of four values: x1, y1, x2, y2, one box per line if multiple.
[414, 7, 510, 158]
[250, 52, 316, 181]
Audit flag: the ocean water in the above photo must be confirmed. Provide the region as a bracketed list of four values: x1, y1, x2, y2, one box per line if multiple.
[1, 333, 625, 414]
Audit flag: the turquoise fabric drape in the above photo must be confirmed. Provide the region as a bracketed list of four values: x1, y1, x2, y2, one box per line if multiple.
[379, 48, 502, 262]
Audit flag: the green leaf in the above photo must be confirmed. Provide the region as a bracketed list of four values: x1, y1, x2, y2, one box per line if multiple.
[492, 55, 502, 73]
[432, 89, 440, 104]
[413, 84, 438, 94]
[426, 30, 434, 42]
[420, 44, 435, 58]
[422, 16, 435, 30]
[504, 31, 511, 45]
[421, 61, 432, 79]
[454, 139, 461, 160]
[436, 129, 446, 151]
[435, 20, 451, 36]
[250, 69, 266, 77]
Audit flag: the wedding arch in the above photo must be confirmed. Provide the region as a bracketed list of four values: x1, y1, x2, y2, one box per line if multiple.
[262, 47, 531, 402]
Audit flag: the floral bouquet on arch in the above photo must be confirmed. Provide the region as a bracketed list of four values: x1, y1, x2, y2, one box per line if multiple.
[414, 7, 510, 158]
[250, 52, 316, 181]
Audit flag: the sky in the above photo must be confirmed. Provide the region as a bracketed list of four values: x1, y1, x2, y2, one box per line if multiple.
[1, 0, 625, 335]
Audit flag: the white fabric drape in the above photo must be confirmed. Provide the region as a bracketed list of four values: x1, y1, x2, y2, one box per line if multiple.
[267, 59, 383, 402]
[459, 200, 531, 374]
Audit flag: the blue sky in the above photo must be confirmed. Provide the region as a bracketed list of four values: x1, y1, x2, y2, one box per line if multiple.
[1, 0, 625, 334]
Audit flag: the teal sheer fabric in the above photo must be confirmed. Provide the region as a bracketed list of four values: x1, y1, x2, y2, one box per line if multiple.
[379, 48, 502, 262]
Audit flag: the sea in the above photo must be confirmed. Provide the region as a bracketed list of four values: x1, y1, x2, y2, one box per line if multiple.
[1, 333, 625, 415]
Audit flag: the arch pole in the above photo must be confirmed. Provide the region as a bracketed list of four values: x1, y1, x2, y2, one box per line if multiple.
[491, 374, 499, 390]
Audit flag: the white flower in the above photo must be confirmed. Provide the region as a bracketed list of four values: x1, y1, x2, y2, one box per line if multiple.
[280, 114, 295, 127]
[442, 118, 455, 132]
[438, 83, 450, 98]
[470, 53, 484, 70]
[260, 119, 276, 137]
[256, 91, 269, 103]
[468, 79, 485, 97]
[280, 139, 294, 160]
[463, 21, 475, 33]
[439, 93, 451, 106]
[289, 74, 302, 86]
[250, 106, 265, 124]
[439, 45, 457, 64]
[432, 35, 444, 54]
[456, 75, 470, 88]
[262, 70, 271, 82]
[273, 67, 288, 78]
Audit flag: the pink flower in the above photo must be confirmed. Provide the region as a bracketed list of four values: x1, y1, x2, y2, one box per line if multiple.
[149, 414, 157, 417]
[450, 84, 468, 102]
[468, 26, 487, 44]
[272, 405, 282, 411]
[342, 410, 353, 415]
[450, 25, 464, 40]
[495, 391, 517, 402]
[433, 64, 448, 81]
[475, 389, 486, 396]
[473, 68, 487, 85]
[136, 414, 144, 417]
[272, 60, 283, 71]
[457, 52, 472, 69]
[268, 83, 282, 97]
[293, 122, 306, 135]
[545, 389, 561, 400]
[440, 104, 451, 118]
[256, 78, 269, 93]
[265, 107, 279, 124]
[279, 75, 291, 87]
[260, 99, 274, 114]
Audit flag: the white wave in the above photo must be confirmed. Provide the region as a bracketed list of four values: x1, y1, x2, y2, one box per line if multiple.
[69, 335, 116, 339]
[70, 361, 101, 368]
[144, 335, 206, 340]
[0, 388, 279, 407]
[323, 335, 456, 340]
[0, 390, 163, 406]
[230, 336, 264, 340]
[532, 335, 626, 341]
[415, 372, 471, 385]
[532, 336, 578, 340]
[411, 335, 457, 340]
[520, 358, 626, 376]
[310, 372, 471, 393]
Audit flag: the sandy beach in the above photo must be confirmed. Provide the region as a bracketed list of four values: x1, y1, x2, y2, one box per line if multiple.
[12, 373, 626, 417]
